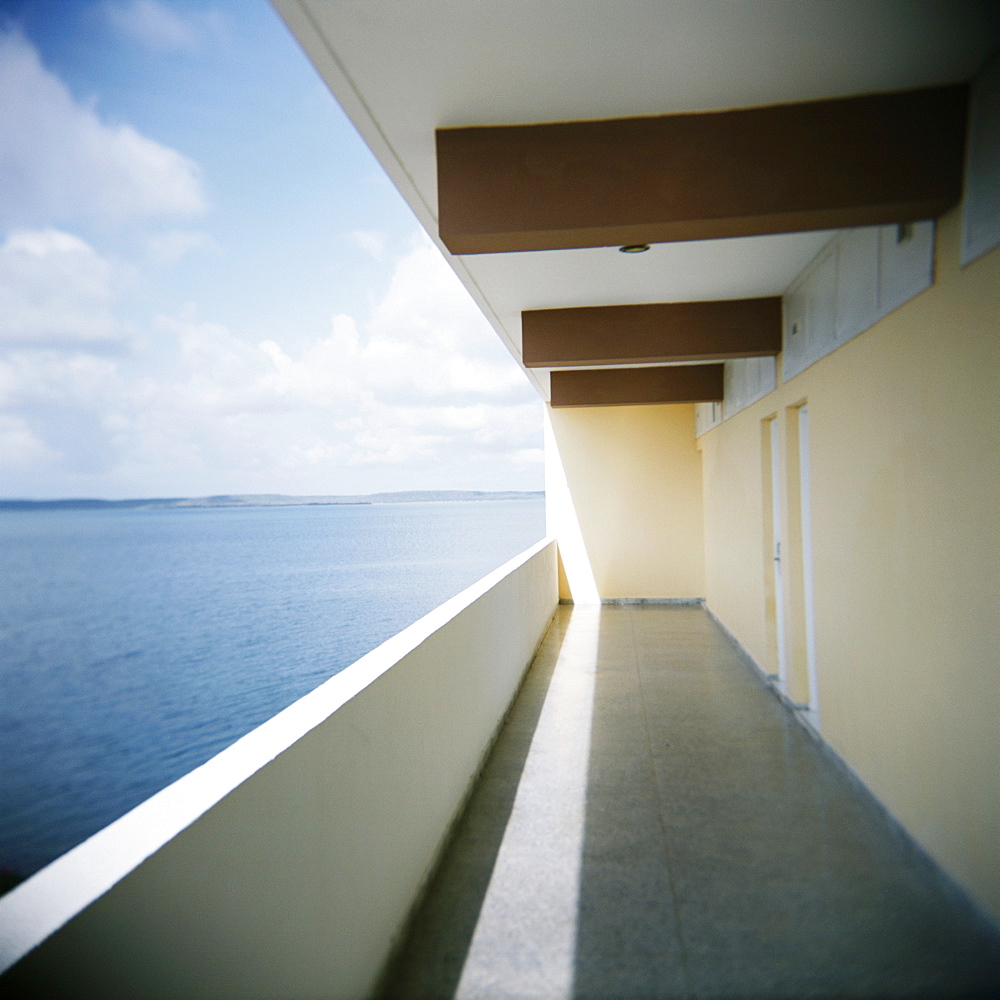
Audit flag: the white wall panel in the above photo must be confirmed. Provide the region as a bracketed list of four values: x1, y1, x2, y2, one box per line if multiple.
[782, 223, 934, 385]
[694, 401, 722, 437]
[782, 243, 837, 381]
[809, 245, 839, 359]
[963, 52, 1000, 267]
[878, 221, 935, 316]
[723, 356, 777, 421]
[782, 270, 811, 381]
[835, 226, 880, 344]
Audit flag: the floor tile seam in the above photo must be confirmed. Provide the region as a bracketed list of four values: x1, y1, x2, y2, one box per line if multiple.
[627, 606, 694, 999]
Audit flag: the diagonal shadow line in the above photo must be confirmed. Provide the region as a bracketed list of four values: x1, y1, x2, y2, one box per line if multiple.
[379, 612, 569, 1000]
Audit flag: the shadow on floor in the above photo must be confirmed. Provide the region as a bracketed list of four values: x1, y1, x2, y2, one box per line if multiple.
[380, 612, 570, 1000]
[384, 604, 1000, 1000]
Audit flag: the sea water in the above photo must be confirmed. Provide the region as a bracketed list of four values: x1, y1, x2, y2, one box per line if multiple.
[0, 499, 545, 880]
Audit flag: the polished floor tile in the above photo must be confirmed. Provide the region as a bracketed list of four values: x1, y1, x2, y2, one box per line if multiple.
[382, 605, 1000, 1000]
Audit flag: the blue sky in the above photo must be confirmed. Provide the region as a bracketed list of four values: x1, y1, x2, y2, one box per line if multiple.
[0, 0, 543, 498]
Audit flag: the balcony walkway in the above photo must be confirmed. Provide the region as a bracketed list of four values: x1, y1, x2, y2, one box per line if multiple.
[383, 603, 1000, 1000]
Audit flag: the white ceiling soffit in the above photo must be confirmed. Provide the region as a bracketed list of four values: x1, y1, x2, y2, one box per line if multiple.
[273, 1, 1000, 398]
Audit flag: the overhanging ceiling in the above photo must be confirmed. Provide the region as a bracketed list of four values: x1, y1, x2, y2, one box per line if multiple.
[272, 0, 1000, 401]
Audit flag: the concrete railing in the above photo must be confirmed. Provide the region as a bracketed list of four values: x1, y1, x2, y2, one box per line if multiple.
[0, 538, 559, 999]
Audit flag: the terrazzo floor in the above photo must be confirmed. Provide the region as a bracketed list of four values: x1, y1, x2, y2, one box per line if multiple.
[382, 603, 1000, 1000]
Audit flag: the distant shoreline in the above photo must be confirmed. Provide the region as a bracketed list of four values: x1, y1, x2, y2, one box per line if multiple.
[0, 491, 544, 512]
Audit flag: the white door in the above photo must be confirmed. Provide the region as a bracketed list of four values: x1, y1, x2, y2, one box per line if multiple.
[770, 418, 788, 692]
[798, 405, 820, 727]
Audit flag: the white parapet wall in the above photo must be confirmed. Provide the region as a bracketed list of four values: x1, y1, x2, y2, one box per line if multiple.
[0, 538, 558, 999]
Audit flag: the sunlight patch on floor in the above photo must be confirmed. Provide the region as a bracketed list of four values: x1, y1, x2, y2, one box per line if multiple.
[455, 606, 600, 999]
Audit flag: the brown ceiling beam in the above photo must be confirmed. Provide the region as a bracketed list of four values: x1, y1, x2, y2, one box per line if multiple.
[549, 365, 723, 407]
[437, 86, 968, 254]
[523, 297, 780, 367]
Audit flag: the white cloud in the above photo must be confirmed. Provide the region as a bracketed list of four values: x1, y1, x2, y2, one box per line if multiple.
[0, 349, 124, 411]
[350, 230, 387, 261]
[1, 236, 543, 496]
[510, 448, 545, 466]
[0, 413, 58, 471]
[361, 239, 530, 402]
[103, 0, 224, 54]
[256, 315, 371, 411]
[0, 25, 541, 497]
[0, 30, 205, 227]
[146, 228, 217, 265]
[0, 348, 129, 478]
[0, 229, 122, 351]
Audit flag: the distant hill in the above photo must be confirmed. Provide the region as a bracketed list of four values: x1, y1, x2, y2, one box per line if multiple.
[0, 491, 544, 511]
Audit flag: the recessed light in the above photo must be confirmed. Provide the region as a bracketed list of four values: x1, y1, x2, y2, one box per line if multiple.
[619, 244, 650, 254]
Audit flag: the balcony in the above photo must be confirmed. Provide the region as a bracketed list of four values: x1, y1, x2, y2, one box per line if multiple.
[384, 602, 1000, 998]
[0, 540, 558, 998]
[2, 541, 999, 998]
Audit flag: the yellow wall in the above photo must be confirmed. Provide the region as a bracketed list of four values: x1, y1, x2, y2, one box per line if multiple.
[699, 207, 1000, 921]
[546, 402, 705, 601]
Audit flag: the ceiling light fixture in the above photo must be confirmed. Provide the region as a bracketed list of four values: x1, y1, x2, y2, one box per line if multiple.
[619, 244, 650, 253]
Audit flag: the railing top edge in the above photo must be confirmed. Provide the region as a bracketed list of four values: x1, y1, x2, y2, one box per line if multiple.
[0, 535, 557, 972]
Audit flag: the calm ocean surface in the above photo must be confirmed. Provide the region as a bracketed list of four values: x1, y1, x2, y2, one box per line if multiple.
[0, 499, 545, 881]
